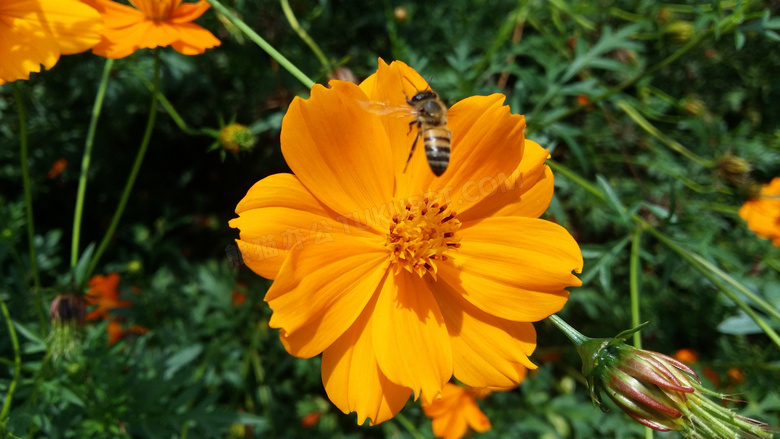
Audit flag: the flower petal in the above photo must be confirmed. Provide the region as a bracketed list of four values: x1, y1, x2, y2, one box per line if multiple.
[435, 280, 536, 388]
[170, 0, 210, 23]
[281, 81, 394, 224]
[438, 217, 582, 322]
[427, 94, 527, 216]
[322, 295, 413, 425]
[266, 236, 388, 358]
[458, 140, 554, 222]
[169, 22, 220, 55]
[372, 271, 452, 404]
[230, 173, 359, 279]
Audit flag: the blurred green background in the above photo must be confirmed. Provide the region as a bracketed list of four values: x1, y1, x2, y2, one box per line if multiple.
[1, 0, 779, 437]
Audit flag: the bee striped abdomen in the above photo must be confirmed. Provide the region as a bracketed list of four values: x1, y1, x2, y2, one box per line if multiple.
[422, 127, 451, 176]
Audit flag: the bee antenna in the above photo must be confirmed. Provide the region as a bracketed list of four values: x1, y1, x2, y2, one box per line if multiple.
[403, 75, 420, 91]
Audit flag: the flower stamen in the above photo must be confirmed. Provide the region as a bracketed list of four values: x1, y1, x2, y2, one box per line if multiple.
[386, 196, 462, 279]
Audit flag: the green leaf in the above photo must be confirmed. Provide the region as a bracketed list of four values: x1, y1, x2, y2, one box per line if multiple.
[164, 344, 203, 380]
[596, 175, 629, 227]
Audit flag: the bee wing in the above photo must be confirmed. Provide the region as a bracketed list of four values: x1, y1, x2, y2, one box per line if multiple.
[358, 99, 416, 119]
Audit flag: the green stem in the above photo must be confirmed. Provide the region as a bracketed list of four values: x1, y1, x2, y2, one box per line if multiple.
[629, 229, 643, 349]
[12, 83, 46, 331]
[548, 314, 591, 347]
[394, 412, 424, 439]
[0, 296, 21, 422]
[86, 49, 161, 279]
[71, 58, 114, 268]
[280, 0, 331, 74]
[643, 225, 780, 350]
[207, 0, 316, 89]
[135, 71, 215, 137]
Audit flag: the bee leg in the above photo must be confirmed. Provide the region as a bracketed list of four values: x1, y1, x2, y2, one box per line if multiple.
[403, 131, 421, 173]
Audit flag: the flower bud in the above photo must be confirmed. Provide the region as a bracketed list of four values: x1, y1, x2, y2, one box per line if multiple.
[218, 123, 256, 153]
[551, 317, 773, 438]
[49, 293, 86, 359]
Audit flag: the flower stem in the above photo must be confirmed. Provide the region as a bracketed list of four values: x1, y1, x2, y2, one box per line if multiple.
[629, 229, 643, 349]
[0, 295, 21, 421]
[207, 0, 316, 89]
[280, 0, 331, 74]
[395, 412, 425, 439]
[86, 49, 160, 279]
[548, 314, 590, 347]
[71, 58, 114, 268]
[12, 83, 46, 331]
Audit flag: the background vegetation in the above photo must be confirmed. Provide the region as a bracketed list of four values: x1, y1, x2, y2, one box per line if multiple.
[1, 0, 779, 437]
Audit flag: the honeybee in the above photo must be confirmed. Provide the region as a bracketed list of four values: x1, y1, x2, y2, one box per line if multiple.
[364, 81, 451, 176]
[403, 88, 451, 176]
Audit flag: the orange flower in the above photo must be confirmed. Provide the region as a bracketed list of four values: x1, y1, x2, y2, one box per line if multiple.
[229, 60, 583, 424]
[673, 348, 698, 364]
[423, 383, 491, 439]
[107, 322, 148, 346]
[83, 0, 220, 59]
[47, 158, 68, 179]
[85, 272, 131, 321]
[739, 178, 780, 247]
[0, 0, 102, 84]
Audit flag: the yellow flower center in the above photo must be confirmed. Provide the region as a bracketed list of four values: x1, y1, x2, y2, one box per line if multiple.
[386, 196, 461, 279]
[130, 0, 181, 21]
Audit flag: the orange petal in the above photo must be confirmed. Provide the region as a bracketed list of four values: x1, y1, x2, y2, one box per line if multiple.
[322, 294, 413, 425]
[36, 0, 103, 55]
[358, 59, 432, 197]
[458, 140, 553, 222]
[424, 94, 526, 216]
[266, 237, 388, 358]
[0, 17, 59, 83]
[170, 0, 210, 23]
[438, 217, 582, 322]
[436, 282, 535, 388]
[230, 173, 371, 279]
[281, 81, 394, 224]
[372, 271, 452, 404]
[83, 0, 145, 28]
[169, 22, 220, 55]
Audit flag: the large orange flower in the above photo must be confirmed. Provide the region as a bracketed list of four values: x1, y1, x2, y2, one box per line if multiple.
[739, 177, 780, 247]
[0, 0, 102, 84]
[423, 383, 491, 439]
[230, 60, 583, 424]
[83, 0, 220, 59]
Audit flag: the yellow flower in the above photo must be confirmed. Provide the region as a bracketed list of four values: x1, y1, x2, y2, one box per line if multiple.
[423, 383, 492, 439]
[739, 177, 780, 247]
[83, 0, 220, 59]
[0, 0, 103, 84]
[229, 60, 583, 425]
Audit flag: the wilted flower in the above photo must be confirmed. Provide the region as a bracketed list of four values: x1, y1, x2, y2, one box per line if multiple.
[83, 0, 220, 59]
[551, 316, 773, 438]
[0, 0, 102, 84]
[230, 60, 582, 424]
[739, 178, 780, 247]
[48, 292, 87, 358]
[423, 383, 492, 439]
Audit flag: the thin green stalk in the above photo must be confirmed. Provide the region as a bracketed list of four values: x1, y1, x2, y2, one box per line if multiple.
[644, 224, 780, 349]
[207, 0, 315, 89]
[0, 296, 21, 422]
[395, 413, 424, 439]
[629, 229, 643, 349]
[71, 58, 114, 268]
[280, 0, 330, 74]
[86, 50, 161, 279]
[548, 314, 590, 347]
[12, 83, 46, 331]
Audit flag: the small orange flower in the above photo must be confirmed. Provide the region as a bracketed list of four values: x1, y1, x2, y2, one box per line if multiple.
[727, 367, 745, 385]
[423, 383, 491, 439]
[230, 60, 582, 424]
[739, 178, 780, 247]
[85, 272, 131, 321]
[673, 348, 698, 364]
[83, 0, 220, 59]
[0, 0, 103, 84]
[300, 411, 321, 429]
[47, 158, 68, 179]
